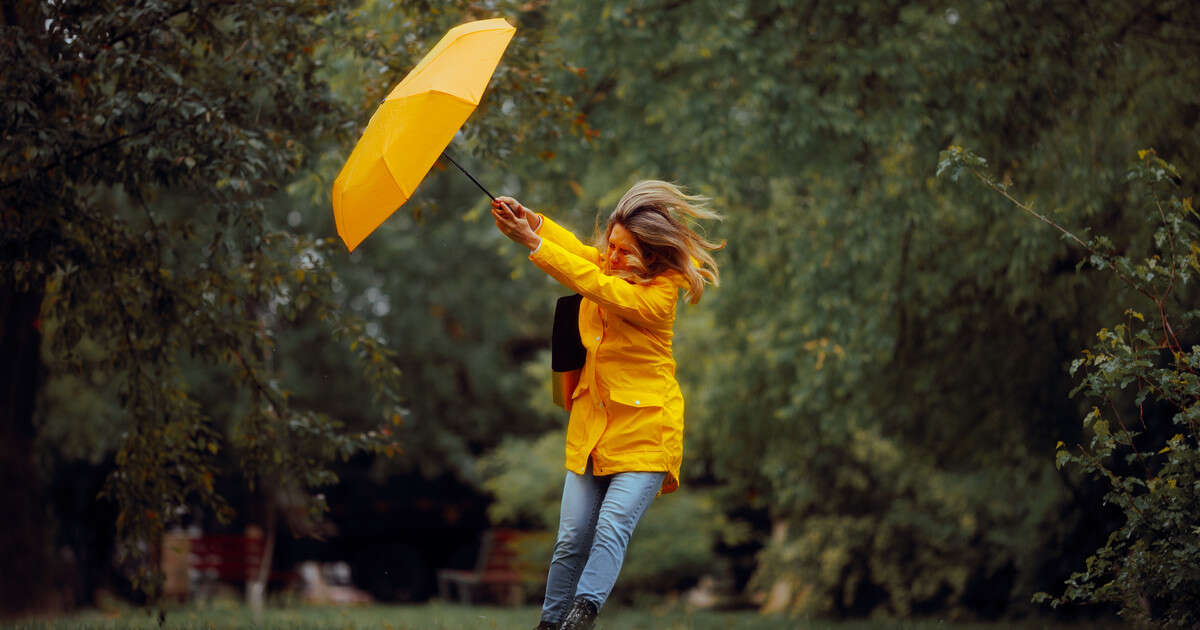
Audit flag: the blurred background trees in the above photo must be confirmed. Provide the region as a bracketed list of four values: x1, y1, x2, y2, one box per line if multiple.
[0, 0, 406, 609]
[3, 0, 1199, 625]
[523, 0, 1200, 621]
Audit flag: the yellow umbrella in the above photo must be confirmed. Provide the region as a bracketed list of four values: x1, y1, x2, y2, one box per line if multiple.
[332, 18, 516, 252]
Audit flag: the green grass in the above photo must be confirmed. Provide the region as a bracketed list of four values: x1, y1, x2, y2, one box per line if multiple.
[2, 603, 1121, 630]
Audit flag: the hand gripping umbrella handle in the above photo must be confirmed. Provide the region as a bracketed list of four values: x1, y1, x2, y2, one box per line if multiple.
[440, 151, 495, 201]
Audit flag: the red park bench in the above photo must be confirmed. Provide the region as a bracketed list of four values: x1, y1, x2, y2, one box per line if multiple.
[178, 530, 294, 598]
[189, 533, 269, 583]
[436, 528, 527, 606]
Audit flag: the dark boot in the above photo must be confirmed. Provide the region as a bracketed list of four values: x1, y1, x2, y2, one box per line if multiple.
[534, 622, 560, 630]
[559, 596, 599, 630]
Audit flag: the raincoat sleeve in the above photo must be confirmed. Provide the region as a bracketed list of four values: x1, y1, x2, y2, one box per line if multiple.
[529, 237, 677, 327]
[534, 214, 601, 265]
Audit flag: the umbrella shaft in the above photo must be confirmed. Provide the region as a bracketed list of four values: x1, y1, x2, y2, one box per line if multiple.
[441, 151, 495, 201]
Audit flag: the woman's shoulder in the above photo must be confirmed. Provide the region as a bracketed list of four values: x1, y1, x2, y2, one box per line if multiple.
[655, 269, 690, 291]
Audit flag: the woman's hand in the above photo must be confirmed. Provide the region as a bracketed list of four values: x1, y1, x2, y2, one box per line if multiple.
[491, 197, 542, 250]
[492, 196, 542, 229]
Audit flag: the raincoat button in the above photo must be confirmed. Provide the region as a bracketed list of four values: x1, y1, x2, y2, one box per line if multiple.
[595, 336, 601, 341]
[635, 400, 641, 405]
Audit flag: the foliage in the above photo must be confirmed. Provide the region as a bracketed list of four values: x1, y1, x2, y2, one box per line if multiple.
[518, 0, 1200, 618]
[479, 431, 565, 528]
[1, 1, 403, 598]
[941, 147, 1200, 627]
[277, 0, 581, 481]
[8, 0, 1200, 620]
[3, 0, 583, 604]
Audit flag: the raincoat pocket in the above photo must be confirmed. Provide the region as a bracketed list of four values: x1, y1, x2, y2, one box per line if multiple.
[608, 389, 664, 409]
[595, 389, 668, 464]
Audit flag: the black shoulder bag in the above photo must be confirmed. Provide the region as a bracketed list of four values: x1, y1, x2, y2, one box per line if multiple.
[551, 294, 585, 411]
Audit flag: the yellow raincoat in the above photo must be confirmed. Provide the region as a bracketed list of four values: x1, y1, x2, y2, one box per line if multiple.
[529, 215, 686, 495]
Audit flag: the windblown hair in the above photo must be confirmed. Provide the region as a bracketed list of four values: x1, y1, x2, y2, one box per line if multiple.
[598, 180, 723, 305]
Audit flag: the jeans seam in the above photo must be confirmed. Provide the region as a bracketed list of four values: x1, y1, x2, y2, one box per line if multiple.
[634, 473, 659, 517]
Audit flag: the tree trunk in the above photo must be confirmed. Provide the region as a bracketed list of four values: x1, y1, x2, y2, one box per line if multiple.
[0, 285, 54, 614]
[246, 502, 277, 618]
[759, 518, 794, 615]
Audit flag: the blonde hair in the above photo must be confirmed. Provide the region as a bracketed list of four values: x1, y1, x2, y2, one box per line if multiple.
[598, 180, 723, 305]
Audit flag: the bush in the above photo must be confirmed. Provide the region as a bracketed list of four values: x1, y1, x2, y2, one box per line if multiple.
[943, 147, 1200, 628]
[747, 445, 1057, 619]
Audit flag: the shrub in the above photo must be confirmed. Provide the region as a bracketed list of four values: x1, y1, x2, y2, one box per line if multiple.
[941, 146, 1200, 628]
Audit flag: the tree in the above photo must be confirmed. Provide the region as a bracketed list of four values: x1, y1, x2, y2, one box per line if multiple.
[1, 1, 402, 609]
[943, 145, 1200, 627]
[283, 0, 581, 479]
[509, 0, 1200, 617]
[3, 0, 583, 611]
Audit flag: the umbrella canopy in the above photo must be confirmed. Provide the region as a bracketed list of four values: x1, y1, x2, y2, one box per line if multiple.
[332, 18, 516, 252]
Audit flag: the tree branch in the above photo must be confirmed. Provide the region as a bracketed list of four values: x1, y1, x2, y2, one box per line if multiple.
[106, 1, 196, 49]
[971, 168, 1156, 302]
[0, 122, 157, 192]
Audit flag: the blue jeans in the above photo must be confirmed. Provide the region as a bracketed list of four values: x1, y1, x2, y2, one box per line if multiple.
[540, 459, 665, 623]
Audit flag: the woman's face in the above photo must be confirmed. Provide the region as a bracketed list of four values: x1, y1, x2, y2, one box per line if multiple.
[604, 222, 641, 274]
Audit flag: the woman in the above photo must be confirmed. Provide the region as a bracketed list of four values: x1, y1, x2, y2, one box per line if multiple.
[490, 180, 722, 630]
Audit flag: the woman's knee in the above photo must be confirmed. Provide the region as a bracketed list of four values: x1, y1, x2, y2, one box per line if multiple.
[591, 512, 636, 550]
[551, 521, 592, 561]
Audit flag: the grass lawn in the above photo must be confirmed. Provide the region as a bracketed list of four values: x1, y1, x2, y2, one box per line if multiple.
[1, 603, 1122, 630]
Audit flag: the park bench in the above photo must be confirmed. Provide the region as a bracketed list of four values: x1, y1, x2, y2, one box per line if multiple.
[189, 533, 269, 584]
[172, 529, 293, 599]
[436, 528, 526, 606]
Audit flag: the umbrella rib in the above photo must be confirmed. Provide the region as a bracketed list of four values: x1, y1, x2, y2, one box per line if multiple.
[420, 89, 481, 108]
[390, 24, 514, 98]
